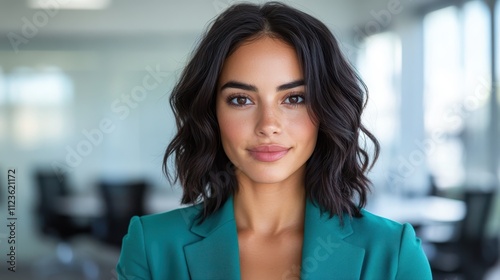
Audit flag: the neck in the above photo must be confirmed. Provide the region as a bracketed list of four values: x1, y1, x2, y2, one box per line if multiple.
[233, 170, 306, 236]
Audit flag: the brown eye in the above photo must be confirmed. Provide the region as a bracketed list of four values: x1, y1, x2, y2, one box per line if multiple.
[284, 94, 305, 105]
[227, 95, 252, 106]
[236, 97, 247, 105]
[289, 96, 299, 103]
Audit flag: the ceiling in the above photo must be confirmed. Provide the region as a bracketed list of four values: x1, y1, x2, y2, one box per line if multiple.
[0, 0, 445, 39]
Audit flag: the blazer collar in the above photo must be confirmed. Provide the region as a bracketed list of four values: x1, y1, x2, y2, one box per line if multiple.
[184, 196, 241, 280]
[183, 196, 365, 280]
[300, 199, 365, 279]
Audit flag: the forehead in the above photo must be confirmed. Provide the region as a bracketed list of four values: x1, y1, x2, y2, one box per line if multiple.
[218, 36, 303, 86]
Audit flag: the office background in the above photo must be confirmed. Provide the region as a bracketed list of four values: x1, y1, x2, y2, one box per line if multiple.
[0, 0, 499, 279]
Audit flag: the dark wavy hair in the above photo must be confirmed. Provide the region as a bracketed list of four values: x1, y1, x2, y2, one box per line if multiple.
[164, 1, 380, 222]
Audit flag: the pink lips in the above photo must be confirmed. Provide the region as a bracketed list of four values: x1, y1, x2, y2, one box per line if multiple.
[248, 145, 290, 162]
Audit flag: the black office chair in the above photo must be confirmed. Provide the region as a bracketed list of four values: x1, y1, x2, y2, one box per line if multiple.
[33, 169, 98, 279]
[92, 179, 147, 248]
[35, 170, 91, 238]
[424, 189, 499, 280]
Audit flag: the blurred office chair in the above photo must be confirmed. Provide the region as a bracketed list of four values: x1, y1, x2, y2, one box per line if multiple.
[424, 189, 499, 280]
[33, 169, 99, 279]
[92, 179, 147, 248]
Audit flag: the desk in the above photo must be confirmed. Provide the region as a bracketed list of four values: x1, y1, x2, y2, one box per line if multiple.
[55, 194, 105, 218]
[55, 190, 183, 217]
[366, 194, 467, 225]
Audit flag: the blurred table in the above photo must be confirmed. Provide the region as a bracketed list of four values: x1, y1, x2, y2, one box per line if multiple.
[366, 194, 467, 225]
[55, 193, 105, 217]
[55, 190, 183, 217]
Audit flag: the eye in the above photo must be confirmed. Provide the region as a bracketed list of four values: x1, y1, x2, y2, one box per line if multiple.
[227, 95, 253, 106]
[283, 94, 305, 105]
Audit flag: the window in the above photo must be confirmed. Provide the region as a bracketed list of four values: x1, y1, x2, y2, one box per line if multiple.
[357, 32, 402, 187]
[8, 67, 73, 105]
[423, 1, 491, 189]
[5, 67, 74, 148]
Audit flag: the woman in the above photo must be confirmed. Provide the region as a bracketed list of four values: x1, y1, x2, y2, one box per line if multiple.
[117, 2, 432, 279]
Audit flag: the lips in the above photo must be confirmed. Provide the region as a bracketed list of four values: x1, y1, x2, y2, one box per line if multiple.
[247, 145, 290, 162]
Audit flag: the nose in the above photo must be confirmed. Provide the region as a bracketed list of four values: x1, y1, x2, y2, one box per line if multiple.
[255, 104, 282, 137]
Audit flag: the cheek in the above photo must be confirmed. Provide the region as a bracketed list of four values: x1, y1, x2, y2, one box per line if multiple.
[217, 108, 246, 149]
[287, 112, 319, 143]
[219, 118, 239, 144]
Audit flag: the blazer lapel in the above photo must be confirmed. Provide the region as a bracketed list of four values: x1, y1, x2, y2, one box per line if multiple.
[184, 196, 241, 280]
[301, 200, 365, 279]
[183, 197, 365, 279]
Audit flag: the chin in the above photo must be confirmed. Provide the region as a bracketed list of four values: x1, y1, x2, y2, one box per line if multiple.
[240, 168, 299, 185]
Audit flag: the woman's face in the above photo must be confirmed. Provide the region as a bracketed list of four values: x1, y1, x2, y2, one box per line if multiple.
[216, 36, 319, 185]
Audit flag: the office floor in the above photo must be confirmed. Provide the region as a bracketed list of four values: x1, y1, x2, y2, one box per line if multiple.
[0, 236, 120, 280]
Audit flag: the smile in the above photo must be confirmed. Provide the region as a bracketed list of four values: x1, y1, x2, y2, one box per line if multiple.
[247, 145, 290, 162]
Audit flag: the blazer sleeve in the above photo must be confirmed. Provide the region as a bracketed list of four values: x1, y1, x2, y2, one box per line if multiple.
[395, 223, 432, 280]
[116, 216, 152, 280]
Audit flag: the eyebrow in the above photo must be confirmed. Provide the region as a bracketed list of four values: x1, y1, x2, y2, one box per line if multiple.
[219, 79, 305, 92]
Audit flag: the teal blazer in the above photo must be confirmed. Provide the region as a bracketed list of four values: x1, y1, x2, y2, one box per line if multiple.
[117, 196, 432, 279]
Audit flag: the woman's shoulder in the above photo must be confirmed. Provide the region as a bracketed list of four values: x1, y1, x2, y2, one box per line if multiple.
[353, 209, 407, 232]
[349, 209, 432, 278]
[347, 209, 419, 244]
[118, 205, 204, 278]
[131, 204, 202, 238]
